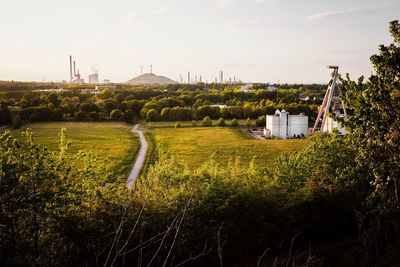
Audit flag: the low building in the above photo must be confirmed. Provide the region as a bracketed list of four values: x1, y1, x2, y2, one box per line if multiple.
[241, 84, 253, 92]
[263, 109, 308, 139]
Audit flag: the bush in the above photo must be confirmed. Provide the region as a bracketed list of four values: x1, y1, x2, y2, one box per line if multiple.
[89, 111, 99, 121]
[175, 122, 182, 128]
[191, 120, 198, 127]
[75, 111, 87, 121]
[146, 109, 160, 122]
[255, 115, 266, 127]
[202, 116, 212, 127]
[246, 118, 252, 128]
[123, 109, 135, 123]
[216, 117, 226, 127]
[12, 115, 22, 129]
[110, 109, 122, 121]
[231, 118, 239, 127]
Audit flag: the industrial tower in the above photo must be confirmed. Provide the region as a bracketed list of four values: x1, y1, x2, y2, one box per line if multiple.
[312, 66, 348, 133]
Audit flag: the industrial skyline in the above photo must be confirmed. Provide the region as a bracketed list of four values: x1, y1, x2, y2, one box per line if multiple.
[0, 0, 399, 83]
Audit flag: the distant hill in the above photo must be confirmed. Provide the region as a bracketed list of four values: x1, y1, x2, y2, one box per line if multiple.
[126, 73, 178, 85]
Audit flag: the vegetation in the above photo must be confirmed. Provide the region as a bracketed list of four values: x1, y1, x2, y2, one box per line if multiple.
[150, 127, 309, 168]
[0, 20, 398, 267]
[12, 122, 139, 174]
[0, 80, 320, 128]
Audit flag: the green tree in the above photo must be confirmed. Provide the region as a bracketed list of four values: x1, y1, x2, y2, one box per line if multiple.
[202, 116, 212, 127]
[340, 20, 400, 210]
[123, 109, 135, 123]
[146, 109, 160, 121]
[12, 114, 22, 129]
[160, 107, 171, 121]
[110, 109, 122, 121]
[231, 118, 239, 127]
[216, 117, 226, 127]
[255, 115, 266, 127]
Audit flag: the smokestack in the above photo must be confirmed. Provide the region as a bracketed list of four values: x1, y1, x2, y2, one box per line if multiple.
[73, 61, 76, 76]
[69, 56, 73, 81]
[188, 71, 190, 84]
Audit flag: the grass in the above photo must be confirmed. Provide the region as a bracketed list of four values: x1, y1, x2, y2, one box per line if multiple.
[13, 122, 139, 174]
[150, 127, 310, 169]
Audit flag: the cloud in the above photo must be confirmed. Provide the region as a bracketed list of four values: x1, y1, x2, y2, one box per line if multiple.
[306, 3, 393, 22]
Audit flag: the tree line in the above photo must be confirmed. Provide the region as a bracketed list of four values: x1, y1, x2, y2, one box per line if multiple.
[0, 85, 320, 128]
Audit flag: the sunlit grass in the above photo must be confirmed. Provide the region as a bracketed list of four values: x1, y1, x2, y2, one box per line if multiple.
[13, 122, 139, 172]
[150, 127, 310, 169]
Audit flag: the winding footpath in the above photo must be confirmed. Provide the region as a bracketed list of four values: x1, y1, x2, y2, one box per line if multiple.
[127, 124, 148, 189]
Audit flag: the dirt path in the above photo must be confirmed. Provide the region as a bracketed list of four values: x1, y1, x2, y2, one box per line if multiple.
[127, 124, 148, 189]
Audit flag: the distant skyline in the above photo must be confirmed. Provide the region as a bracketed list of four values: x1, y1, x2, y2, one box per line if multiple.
[0, 0, 398, 83]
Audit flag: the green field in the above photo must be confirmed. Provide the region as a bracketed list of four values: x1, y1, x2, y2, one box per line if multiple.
[13, 122, 139, 173]
[150, 127, 310, 169]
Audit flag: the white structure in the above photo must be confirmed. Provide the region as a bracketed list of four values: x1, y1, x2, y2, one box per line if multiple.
[263, 109, 308, 139]
[312, 66, 348, 135]
[241, 84, 253, 92]
[88, 73, 99, 84]
[324, 116, 347, 135]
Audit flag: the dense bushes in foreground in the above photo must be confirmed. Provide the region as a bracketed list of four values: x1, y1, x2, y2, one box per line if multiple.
[0, 129, 361, 266]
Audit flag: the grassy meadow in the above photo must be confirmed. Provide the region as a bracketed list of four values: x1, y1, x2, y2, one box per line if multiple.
[150, 126, 310, 168]
[12, 122, 139, 174]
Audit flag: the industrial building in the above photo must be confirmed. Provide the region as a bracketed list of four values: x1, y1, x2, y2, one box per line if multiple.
[69, 56, 84, 83]
[312, 66, 348, 135]
[263, 109, 308, 139]
[88, 73, 99, 84]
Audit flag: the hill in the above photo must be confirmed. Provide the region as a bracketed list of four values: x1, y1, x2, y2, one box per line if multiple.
[126, 73, 178, 85]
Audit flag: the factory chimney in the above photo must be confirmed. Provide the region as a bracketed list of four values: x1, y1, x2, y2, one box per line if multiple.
[69, 56, 73, 81]
[188, 71, 191, 84]
[73, 61, 76, 76]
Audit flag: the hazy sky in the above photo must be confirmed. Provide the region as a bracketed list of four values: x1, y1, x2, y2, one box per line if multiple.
[0, 0, 398, 83]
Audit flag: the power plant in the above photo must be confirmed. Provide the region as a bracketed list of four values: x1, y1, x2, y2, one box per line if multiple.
[69, 55, 101, 84]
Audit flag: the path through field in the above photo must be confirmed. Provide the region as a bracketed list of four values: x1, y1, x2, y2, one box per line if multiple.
[127, 124, 148, 189]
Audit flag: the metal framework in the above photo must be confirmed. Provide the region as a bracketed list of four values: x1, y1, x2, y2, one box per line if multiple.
[312, 65, 348, 133]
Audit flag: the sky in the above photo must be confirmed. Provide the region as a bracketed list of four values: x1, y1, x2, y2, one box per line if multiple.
[0, 0, 398, 83]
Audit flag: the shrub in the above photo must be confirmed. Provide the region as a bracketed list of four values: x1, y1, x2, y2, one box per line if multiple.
[202, 116, 212, 127]
[175, 122, 182, 128]
[216, 117, 226, 127]
[110, 109, 122, 121]
[123, 109, 135, 123]
[75, 111, 87, 121]
[191, 120, 198, 127]
[246, 118, 252, 128]
[255, 115, 266, 127]
[89, 111, 99, 121]
[12, 115, 22, 129]
[146, 109, 160, 122]
[231, 118, 239, 127]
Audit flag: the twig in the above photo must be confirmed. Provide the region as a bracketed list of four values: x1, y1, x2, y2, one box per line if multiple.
[110, 202, 146, 266]
[103, 206, 127, 267]
[285, 230, 301, 267]
[217, 223, 226, 267]
[162, 198, 192, 267]
[146, 210, 183, 267]
[257, 248, 270, 267]
[174, 241, 211, 267]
